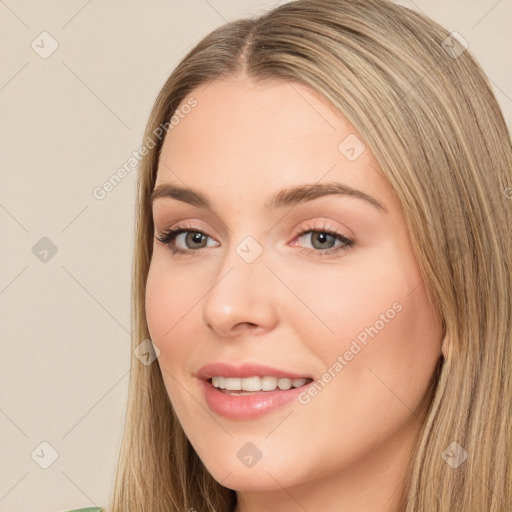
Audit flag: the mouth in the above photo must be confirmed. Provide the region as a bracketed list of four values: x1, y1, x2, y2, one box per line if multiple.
[196, 362, 315, 419]
[209, 375, 314, 395]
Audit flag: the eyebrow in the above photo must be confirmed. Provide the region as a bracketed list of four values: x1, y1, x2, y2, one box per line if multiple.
[150, 181, 387, 213]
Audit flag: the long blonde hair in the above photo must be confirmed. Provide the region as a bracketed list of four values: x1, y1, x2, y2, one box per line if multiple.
[110, 1, 512, 510]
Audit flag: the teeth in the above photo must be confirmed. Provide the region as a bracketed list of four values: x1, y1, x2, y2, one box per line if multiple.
[211, 376, 308, 391]
[277, 378, 292, 390]
[261, 376, 277, 391]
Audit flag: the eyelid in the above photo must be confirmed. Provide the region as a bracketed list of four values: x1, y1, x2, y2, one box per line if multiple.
[290, 218, 351, 239]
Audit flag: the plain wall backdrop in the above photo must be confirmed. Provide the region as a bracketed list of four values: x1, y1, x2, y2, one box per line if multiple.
[0, 1, 510, 511]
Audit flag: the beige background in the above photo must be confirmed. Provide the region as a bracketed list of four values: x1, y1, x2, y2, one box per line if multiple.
[0, 1, 510, 511]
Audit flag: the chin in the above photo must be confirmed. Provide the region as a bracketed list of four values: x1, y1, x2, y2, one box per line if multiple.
[213, 470, 290, 492]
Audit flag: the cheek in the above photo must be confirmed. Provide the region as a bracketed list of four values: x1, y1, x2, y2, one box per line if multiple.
[281, 253, 421, 360]
[145, 258, 202, 413]
[144, 263, 203, 418]
[145, 256, 199, 346]
[290, 250, 443, 420]
[308, 270, 442, 428]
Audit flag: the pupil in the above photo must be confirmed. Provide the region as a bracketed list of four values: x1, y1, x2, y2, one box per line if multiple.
[313, 232, 334, 249]
[188, 232, 204, 247]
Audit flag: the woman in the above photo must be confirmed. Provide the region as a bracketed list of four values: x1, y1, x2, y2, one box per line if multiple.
[73, 0, 512, 510]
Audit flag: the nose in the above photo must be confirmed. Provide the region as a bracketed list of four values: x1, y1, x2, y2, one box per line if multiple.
[202, 238, 279, 338]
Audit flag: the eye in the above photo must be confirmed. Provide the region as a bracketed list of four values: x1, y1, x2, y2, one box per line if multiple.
[154, 224, 218, 255]
[292, 223, 354, 256]
[154, 221, 355, 257]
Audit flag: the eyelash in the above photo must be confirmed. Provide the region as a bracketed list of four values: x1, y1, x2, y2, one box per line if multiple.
[154, 222, 355, 257]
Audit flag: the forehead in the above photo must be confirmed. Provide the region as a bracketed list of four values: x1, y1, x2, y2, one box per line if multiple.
[160, 77, 352, 167]
[155, 76, 392, 209]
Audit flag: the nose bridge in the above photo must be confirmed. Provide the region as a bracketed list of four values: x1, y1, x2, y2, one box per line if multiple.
[202, 233, 277, 335]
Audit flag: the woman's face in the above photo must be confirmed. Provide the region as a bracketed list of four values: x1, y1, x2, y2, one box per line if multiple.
[146, 75, 444, 501]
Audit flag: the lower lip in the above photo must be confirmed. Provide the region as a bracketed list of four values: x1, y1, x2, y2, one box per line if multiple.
[200, 379, 309, 420]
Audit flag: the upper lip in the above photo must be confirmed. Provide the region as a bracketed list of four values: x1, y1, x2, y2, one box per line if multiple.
[196, 362, 313, 381]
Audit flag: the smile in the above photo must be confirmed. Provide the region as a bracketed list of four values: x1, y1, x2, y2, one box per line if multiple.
[211, 376, 312, 392]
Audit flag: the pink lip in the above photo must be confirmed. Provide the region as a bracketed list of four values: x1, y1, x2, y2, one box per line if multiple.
[196, 362, 312, 381]
[196, 362, 313, 420]
[200, 379, 310, 420]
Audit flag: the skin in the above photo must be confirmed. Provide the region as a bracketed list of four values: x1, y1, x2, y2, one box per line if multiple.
[145, 74, 444, 512]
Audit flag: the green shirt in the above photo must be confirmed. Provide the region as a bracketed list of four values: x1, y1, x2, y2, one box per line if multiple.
[65, 508, 103, 512]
